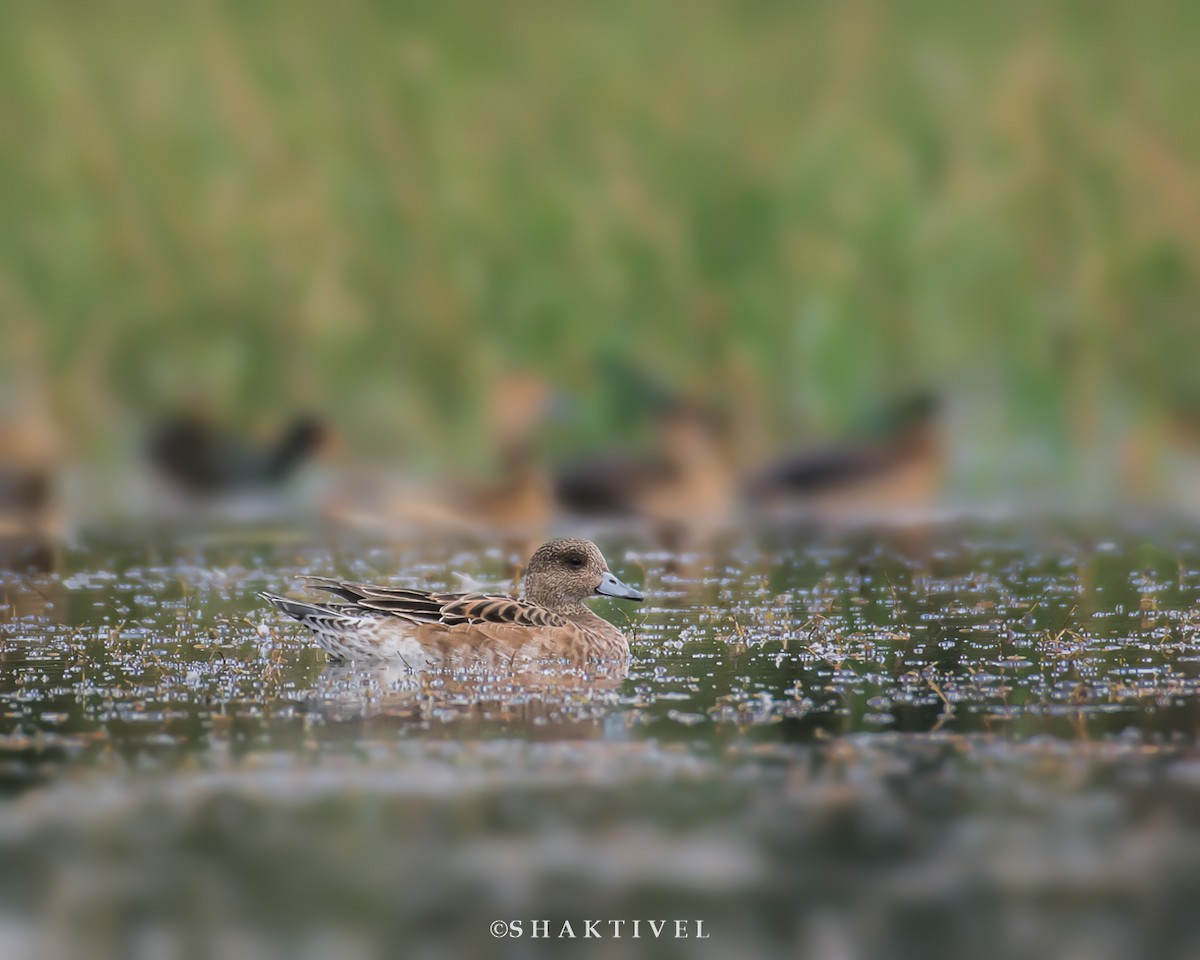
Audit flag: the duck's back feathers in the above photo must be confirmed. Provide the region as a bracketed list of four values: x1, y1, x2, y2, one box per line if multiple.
[259, 587, 600, 665]
[299, 577, 569, 627]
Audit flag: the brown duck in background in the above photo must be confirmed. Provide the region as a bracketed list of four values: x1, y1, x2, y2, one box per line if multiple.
[442, 441, 554, 537]
[0, 402, 61, 571]
[747, 392, 944, 522]
[147, 412, 330, 496]
[1132, 401, 1200, 516]
[331, 441, 553, 540]
[261, 537, 644, 665]
[323, 374, 556, 553]
[553, 399, 736, 546]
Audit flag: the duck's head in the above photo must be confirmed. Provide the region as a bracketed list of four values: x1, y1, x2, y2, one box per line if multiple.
[523, 537, 644, 610]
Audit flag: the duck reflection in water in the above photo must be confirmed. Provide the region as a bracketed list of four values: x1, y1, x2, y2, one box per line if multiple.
[311, 658, 628, 740]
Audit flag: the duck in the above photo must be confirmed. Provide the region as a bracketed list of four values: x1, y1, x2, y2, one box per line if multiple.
[0, 401, 62, 571]
[328, 440, 553, 542]
[746, 391, 943, 520]
[323, 374, 557, 547]
[260, 537, 644, 665]
[441, 441, 554, 539]
[553, 399, 736, 545]
[147, 412, 329, 496]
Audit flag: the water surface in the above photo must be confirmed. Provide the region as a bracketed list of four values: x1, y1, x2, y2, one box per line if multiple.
[3, 517, 1200, 958]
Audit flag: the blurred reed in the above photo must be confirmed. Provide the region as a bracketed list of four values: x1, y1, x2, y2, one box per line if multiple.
[2, 0, 1198, 498]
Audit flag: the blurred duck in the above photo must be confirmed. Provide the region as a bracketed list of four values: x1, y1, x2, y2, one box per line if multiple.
[324, 374, 557, 551]
[1140, 402, 1200, 515]
[147, 412, 329, 496]
[0, 404, 61, 570]
[554, 399, 736, 546]
[331, 441, 553, 543]
[261, 537, 644, 665]
[747, 392, 943, 521]
[444, 442, 554, 537]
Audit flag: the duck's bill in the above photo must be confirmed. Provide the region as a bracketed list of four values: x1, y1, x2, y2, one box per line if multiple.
[596, 571, 645, 602]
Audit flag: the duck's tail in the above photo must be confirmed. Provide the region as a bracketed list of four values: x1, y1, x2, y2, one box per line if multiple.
[258, 591, 336, 624]
[260, 591, 380, 661]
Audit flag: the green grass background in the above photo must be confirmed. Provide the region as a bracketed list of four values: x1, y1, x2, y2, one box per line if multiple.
[3, 0, 1199, 484]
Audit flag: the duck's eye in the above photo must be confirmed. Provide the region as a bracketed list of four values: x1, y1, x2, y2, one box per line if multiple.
[567, 555, 584, 568]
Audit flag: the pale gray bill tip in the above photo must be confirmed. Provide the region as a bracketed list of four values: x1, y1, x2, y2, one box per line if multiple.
[596, 571, 645, 602]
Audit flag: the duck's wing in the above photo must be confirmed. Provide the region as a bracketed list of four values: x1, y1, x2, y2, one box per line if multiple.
[301, 576, 568, 627]
[301, 576, 458, 620]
